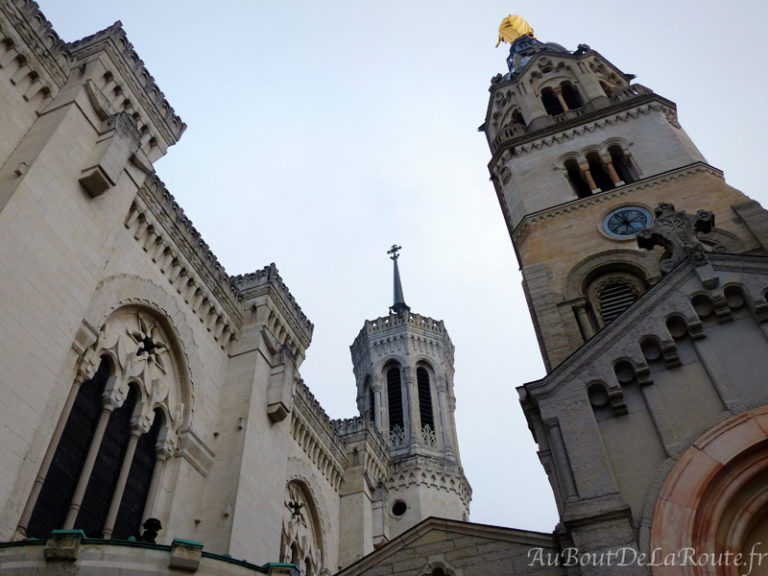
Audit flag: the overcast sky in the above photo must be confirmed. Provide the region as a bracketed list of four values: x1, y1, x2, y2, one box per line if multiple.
[35, 1, 768, 535]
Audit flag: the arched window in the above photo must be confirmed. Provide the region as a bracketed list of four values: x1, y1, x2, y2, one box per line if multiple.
[586, 152, 614, 192]
[541, 87, 564, 115]
[21, 307, 187, 540]
[27, 357, 112, 538]
[281, 480, 324, 573]
[565, 158, 591, 198]
[598, 282, 638, 324]
[509, 109, 525, 127]
[587, 271, 646, 328]
[560, 81, 582, 109]
[387, 365, 404, 432]
[608, 145, 636, 184]
[416, 367, 434, 432]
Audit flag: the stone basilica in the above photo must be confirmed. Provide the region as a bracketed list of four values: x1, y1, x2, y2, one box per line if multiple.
[1, 4, 768, 576]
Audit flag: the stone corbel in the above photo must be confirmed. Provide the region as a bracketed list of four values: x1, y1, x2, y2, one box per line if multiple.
[79, 84, 142, 197]
[267, 345, 296, 423]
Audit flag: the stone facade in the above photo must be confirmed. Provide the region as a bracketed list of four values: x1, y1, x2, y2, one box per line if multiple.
[0, 3, 470, 575]
[4, 4, 768, 576]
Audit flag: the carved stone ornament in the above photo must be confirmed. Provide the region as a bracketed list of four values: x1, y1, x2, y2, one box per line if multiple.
[86, 307, 185, 439]
[636, 202, 715, 273]
[281, 481, 323, 573]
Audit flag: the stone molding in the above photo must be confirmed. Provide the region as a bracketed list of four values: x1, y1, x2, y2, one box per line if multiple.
[511, 162, 724, 245]
[0, 1, 69, 102]
[350, 313, 454, 368]
[233, 265, 313, 351]
[387, 457, 471, 511]
[333, 417, 389, 483]
[489, 91, 672, 156]
[290, 380, 346, 492]
[126, 181, 241, 348]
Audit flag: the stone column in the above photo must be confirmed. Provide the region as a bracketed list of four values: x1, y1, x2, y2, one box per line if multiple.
[602, 156, 623, 185]
[405, 366, 420, 447]
[575, 304, 596, 340]
[554, 86, 569, 112]
[580, 164, 598, 191]
[63, 404, 114, 528]
[103, 427, 142, 538]
[141, 444, 171, 524]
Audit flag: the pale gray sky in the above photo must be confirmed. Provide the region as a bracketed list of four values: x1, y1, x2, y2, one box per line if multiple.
[35, 1, 768, 533]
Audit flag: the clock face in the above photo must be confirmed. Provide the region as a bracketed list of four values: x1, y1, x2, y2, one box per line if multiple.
[602, 206, 652, 238]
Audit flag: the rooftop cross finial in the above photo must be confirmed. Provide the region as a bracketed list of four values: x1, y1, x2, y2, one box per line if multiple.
[387, 245, 409, 316]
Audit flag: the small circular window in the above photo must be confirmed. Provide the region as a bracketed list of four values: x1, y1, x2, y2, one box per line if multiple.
[392, 500, 407, 516]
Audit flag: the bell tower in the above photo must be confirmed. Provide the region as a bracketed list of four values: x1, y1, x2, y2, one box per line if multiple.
[349, 247, 470, 535]
[483, 16, 768, 372]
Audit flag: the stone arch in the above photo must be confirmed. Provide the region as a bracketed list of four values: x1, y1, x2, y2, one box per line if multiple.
[77, 273, 196, 423]
[650, 406, 768, 576]
[564, 250, 658, 301]
[281, 477, 327, 574]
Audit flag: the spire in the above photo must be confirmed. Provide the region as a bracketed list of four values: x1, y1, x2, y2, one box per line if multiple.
[387, 244, 410, 316]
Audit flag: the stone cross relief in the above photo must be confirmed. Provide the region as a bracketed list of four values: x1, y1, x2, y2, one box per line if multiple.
[636, 202, 720, 288]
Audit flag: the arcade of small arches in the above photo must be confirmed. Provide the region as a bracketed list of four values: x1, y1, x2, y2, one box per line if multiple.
[563, 144, 637, 198]
[586, 281, 767, 418]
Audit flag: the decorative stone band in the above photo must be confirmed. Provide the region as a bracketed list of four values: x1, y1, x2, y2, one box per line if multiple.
[67, 21, 185, 146]
[350, 312, 455, 367]
[124, 193, 239, 348]
[511, 163, 724, 245]
[387, 458, 472, 511]
[291, 380, 346, 492]
[490, 94, 671, 156]
[232, 264, 314, 351]
[0, 3, 66, 108]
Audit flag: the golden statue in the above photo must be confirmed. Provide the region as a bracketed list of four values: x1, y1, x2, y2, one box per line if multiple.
[496, 14, 534, 47]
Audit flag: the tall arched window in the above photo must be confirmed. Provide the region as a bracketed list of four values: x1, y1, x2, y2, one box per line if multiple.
[21, 307, 188, 540]
[560, 81, 582, 109]
[586, 152, 614, 192]
[387, 365, 404, 434]
[541, 87, 564, 115]
[608, 145, 636, 184]
[565, 158, 591, 198]
[416, 367, 434, 432]
[26, 357, 112, 538]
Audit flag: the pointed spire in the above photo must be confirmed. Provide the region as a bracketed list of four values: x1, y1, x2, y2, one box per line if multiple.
[387, 244, 410, 316]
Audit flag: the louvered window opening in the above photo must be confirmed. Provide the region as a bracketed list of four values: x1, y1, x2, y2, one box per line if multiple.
[599, 283, 637, 324]
[416, 367, 434, 430]
[387, 367, 404, 430]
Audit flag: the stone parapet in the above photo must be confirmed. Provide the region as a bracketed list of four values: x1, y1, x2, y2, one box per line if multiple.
[232, 264, 314, 351]
[67, 21, 185, 148]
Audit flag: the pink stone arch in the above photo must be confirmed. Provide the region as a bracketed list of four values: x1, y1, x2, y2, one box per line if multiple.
[651, 406, 768, 576]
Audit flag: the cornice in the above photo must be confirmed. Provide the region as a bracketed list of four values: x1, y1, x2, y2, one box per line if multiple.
[67, 21, 185, 147]
[291, 379, 346, 490]
[232, 265, 314, 350]
[511, 163, 724, 245]
[489, 92, 675, 160]
[0, 1, 70, 96]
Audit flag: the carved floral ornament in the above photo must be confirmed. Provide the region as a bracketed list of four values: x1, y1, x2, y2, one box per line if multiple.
[78, 307, 187, 448]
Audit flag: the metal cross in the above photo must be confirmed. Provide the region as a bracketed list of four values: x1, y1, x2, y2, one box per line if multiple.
[387, 244, 402, 261]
